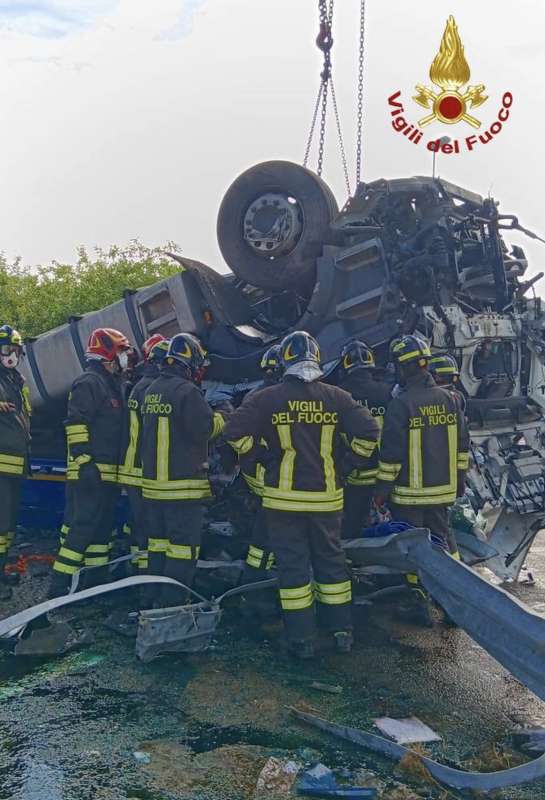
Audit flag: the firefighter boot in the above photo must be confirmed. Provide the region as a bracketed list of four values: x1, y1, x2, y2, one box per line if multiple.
[396, 587, 435, 628]
[48, 571, 72, 599]
[334, 630, 354, 654]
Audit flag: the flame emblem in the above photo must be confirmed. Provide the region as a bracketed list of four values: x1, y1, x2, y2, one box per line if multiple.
[413, 16, 487, 128]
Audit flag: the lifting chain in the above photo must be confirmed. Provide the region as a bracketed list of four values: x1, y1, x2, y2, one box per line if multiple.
[355, 0, 366, 188]
[303, 0, 358, 198]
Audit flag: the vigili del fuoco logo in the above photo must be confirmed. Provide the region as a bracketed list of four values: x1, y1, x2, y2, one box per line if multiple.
[387, 16, 513, 154]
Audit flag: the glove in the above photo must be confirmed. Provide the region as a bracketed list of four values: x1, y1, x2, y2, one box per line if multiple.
[0, 402, 15, 413]
[373, 493, 388, 509]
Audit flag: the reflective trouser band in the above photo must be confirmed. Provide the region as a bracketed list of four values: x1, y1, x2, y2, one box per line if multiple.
[166, 544, 200, 560]
[84, 543, 109, 567]
[246, 545, 275, 570]
[314, 580, 352, 606]
[148, 538, 169, 553]
[279, 584, 314, 611]
[137, 553, 148, 569]
[53, 546, 84, 575]
[0, 462, 24, 476]
[0, 534, 8, 555]
[457, 452, 469, 469]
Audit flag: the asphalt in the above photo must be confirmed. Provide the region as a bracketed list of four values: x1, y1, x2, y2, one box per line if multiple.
[1, 531, 545, 799]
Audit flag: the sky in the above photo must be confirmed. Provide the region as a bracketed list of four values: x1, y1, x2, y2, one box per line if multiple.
[0, 0, 543, 287]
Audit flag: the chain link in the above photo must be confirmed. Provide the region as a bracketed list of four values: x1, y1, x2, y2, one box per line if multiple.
[355, 0, 366, 188]
[303, 83, 323, 168]
[330, 77, 351, 196]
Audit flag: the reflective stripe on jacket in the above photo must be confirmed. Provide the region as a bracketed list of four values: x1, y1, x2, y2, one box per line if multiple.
[375, 371, 470, 506]
[65, 361, 125, 482]
[223, 376, 380, 513]
[339, 371, 392, 487]
[118, 364, 159, 487]
[141, 368, 216, 501]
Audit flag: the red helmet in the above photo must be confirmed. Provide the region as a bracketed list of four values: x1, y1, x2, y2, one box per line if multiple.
[142, 334, 166, 361]
[86, 328, 131, 362]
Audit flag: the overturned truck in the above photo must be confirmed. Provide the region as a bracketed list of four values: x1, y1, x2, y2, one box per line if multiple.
[21, 160, 545, 581]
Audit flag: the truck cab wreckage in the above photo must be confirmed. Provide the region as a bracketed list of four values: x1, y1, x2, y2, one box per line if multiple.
[21, 162, 545, 584]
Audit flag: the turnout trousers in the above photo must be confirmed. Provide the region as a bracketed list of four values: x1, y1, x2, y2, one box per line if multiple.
[243, 507, 275, 582]
[265, 509, 352, 643]
[341, 485, 373, 540]
[53, 467, 119, 581]
[0, 475, 22, 568]
[146, 500, 204, 604]
[126, 487, 149, 573]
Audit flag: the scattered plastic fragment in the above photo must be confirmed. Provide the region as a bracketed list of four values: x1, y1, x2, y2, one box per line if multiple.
[310, 682, 343, 695]
[133, 751, 151, 765]
[373, 717, 441, 744]
[254, 757, 300, 797]
[296, 763, 377, 798]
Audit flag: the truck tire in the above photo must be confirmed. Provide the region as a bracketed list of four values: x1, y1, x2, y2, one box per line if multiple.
[217, 161, 338, 292]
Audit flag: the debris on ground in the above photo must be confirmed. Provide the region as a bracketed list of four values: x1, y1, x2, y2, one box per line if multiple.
[310, 681, 343, 695]
[512, 728, 545, 755]
[254, 756, 301, 798]
[373, 717, 442, 744]
[132, 751, 151, 765]
[296, 763, 378, 797]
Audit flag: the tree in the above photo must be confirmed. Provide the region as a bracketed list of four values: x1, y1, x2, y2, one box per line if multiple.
[0, 241, 181, 338]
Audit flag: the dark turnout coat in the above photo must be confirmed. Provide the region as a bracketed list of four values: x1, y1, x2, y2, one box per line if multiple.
[223, 376, 380, 513]
[375, 371, 470, 506]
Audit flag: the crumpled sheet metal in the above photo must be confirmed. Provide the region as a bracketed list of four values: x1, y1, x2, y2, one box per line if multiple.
[291, 708, 545, 792]
[344, 530, 545, 703]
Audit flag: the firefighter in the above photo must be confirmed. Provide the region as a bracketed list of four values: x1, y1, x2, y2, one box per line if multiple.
[141, 333, 224, 605]
[223, 330, 380, 658]
[119, 335, 170, 574]
[240, 345, 283, 586]
[50, 328, 132, 597]
[428, 353, 466, 412]
[373, 335, 469, 618]
[0, 325, 31, 599]
[338, 340, 392, 538]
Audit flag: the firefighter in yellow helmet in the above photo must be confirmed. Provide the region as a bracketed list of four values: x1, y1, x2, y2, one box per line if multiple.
[140, 333, 224, 606]
[223, 330, 379, 659]
[0, 325, 31, 600]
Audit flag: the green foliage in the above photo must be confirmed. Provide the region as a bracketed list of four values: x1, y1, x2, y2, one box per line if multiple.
[0, 241, 181, 338]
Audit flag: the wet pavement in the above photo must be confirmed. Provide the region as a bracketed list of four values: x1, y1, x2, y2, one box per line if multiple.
[1, 533, 545, 798]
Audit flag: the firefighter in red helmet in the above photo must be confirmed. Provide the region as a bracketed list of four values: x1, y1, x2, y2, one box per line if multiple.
[50, 328, 133, 597]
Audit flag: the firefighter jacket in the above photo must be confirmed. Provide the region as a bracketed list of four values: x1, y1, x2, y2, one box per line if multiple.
[339, 371, 392, 487]
[223, 376, 380, 513]
[141, 369, 224, 502]
[375, 371, 470, 506]
[0, 366, 31, 477]
[65, 361, 124, 483]
[118, 363, 160, 487]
